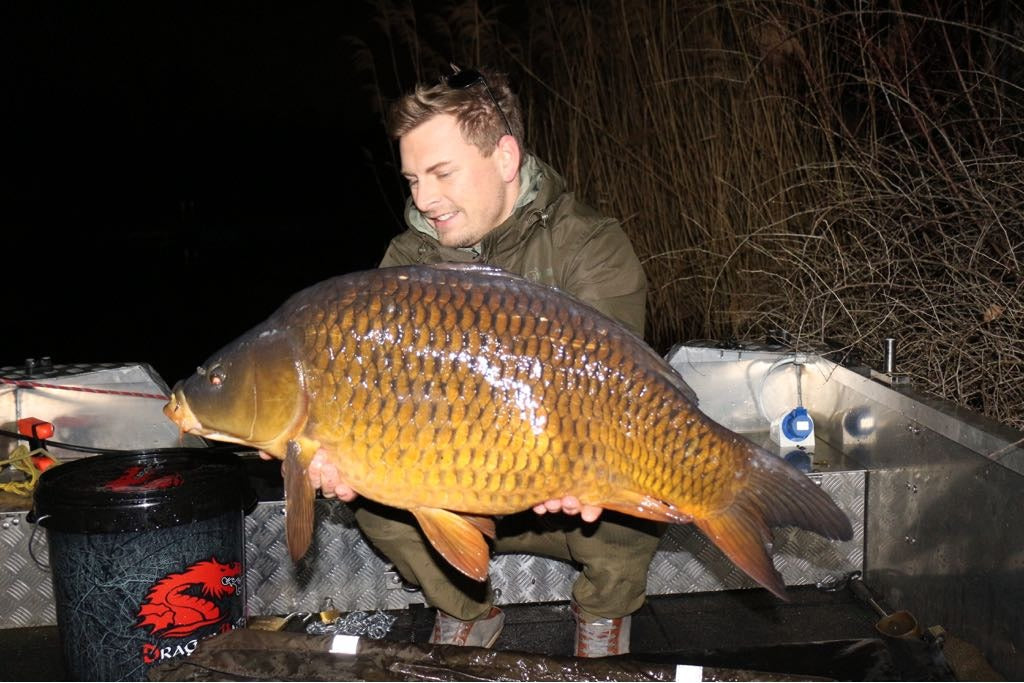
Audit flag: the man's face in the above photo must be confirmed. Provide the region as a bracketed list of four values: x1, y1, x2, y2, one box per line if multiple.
[400, 114, 518, 248]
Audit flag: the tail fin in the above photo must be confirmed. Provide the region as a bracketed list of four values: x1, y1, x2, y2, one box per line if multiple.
[694, 446, 854, 600]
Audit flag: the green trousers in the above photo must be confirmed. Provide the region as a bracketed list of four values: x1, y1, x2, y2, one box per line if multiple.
[354, 501, 663, 621]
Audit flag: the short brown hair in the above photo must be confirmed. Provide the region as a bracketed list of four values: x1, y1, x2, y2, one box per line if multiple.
[387, 67, 524, 157]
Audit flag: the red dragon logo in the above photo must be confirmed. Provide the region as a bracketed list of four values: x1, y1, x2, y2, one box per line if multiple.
[105, 465, 184, 492]
[136, 558, 242, 638]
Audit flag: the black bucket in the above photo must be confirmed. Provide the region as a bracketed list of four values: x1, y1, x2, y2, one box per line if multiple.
[30, 449, 256, 681]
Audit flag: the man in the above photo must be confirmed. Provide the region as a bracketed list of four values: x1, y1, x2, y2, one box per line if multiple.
[310, 66, 661, 657]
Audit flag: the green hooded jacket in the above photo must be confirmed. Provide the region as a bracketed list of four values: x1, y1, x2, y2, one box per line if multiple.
[379, 154, 648, 337]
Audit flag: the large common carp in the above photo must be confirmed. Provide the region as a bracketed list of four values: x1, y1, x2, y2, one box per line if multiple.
[165, 264, 852, 599]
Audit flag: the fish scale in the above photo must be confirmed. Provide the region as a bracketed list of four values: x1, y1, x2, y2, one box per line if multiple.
[164, 263, 853, 598]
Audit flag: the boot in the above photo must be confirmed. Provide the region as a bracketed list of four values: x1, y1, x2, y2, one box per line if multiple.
[572, 600, 631, 657]
[429, 606, 505, 648]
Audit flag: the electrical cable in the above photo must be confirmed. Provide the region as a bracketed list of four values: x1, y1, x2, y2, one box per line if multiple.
[755, 354, 808, 421]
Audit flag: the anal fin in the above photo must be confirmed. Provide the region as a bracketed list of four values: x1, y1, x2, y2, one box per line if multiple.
[601, 490, 694, 524]
[461, 514, 496, 539]
[411, 507, 491, 581]
[283, 440, 316, 563]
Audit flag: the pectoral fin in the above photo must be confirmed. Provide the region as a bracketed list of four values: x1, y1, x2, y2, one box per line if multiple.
[283, 439, 316, 563]
[601, 490, 695, 524]
[410, 507, 492, 581]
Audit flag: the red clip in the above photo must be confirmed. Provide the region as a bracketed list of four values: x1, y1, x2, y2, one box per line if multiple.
[16, 417, 54, 441]
[32, 454, 59, 472]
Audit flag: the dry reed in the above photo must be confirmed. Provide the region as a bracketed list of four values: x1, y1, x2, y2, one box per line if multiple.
[353, 0, 1024, 431]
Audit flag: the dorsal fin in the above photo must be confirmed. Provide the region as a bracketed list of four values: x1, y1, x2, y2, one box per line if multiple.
[427, 262, 520, 278]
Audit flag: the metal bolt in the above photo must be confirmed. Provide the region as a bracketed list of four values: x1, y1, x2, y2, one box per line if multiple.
[383, 570, 404, 589]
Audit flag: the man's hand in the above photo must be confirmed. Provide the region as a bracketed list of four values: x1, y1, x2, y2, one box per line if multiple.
[534, 496, 603, 523]
[307, 452, 359, 502]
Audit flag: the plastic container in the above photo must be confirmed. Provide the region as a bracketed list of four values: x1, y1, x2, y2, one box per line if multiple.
[30, 449, 256, 681]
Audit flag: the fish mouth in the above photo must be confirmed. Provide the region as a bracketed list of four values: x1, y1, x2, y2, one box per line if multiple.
[162, 388, 283, 452]
[163, 390, 204, 435]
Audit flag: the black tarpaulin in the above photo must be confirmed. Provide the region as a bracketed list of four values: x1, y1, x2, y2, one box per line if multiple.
[146, 628, 829, 682]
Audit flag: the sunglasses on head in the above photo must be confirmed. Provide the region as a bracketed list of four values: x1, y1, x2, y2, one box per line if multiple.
[444, 66, 514, 139]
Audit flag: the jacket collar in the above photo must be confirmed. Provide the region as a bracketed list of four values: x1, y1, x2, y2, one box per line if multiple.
[403, 153, 566, 259]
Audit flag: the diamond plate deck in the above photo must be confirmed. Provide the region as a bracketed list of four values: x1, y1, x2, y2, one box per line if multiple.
[0, 469, 863, 627]
[1, 511, 54, 628]
[244, 469, 864, 614]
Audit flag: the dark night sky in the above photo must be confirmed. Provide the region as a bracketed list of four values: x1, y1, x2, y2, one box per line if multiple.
[5, 3, 405, 385]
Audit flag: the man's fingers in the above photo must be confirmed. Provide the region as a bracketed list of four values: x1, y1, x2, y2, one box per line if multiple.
[531, 496, 602, 521]
[560, 495, 581, 515]
[336, 485, 359, 503]
[292, 449, 360, 503]
[319, 463, 340, 498]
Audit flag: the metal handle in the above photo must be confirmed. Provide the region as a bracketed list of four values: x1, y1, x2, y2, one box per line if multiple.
[883, 338, 896, 374]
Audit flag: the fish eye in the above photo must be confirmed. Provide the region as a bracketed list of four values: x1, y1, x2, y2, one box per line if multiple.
[209, 366, 226, 386]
